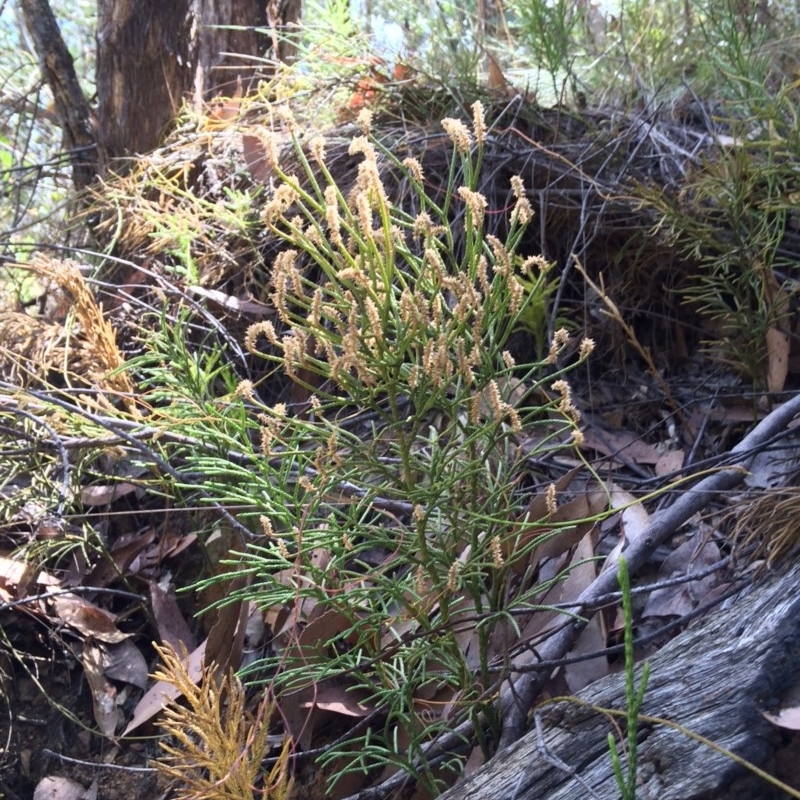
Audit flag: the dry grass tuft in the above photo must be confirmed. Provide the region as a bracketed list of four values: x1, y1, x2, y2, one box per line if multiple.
[729, 487, 800, 571]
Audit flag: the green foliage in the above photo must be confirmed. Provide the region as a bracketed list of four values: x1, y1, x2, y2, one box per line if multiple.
[641, 73, 800, 384]
[290, 0, 371, 88]
[514, 255, 561, 360]
[128, 307, 243, 409]
[161, 105, 603, 792]
[505, 0, 800, 106]
[511, 0, 581, 100]
[608, 557, 650, 800]
[679, 147, 792, 382]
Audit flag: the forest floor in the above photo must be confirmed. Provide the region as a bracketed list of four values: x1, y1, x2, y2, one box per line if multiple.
[4, 356, 799, 800]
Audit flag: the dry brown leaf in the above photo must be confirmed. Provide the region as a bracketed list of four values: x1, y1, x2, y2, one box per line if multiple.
[87, 528, 155, 587]
[766, 326, 790, 393]
[0, 554, 37, 596]
[245, 601, 266, 637]
[486, 51, 509, 93]
[519, 466, 580, 524]
[186, 284, 274, 316]
[80, 482, 140, 506]
[655, 448, 685, 477]
[279, 608, 356, 748]
[525, 510, 599, 577]
[563, 530, 607, 693]
[508, 468, 581, 573]
[82, 640, 121, 739]
[50, 595, 129, 643]
[149, 580, 196, 653]
[512, 515, 605, 680]
[276, 688, 316, 751]
[447, 594, 483, 672]
[686, 403, 765, 436]
[603, 485, 651, 570]
[149, 528, 197, 561]
[102, 639, 149, 691]
[379, 573, 438, 652]
[285, 607, 353, 666]
[241, 133, 274, 184]
[517, 482, 608, 576]
[763, 706, 800, 731]
[204, 592, 248, 677]
[486, 611, 518, 669]
[580, 428, 664, 466]
[763, 265, 791, 393]
[298, 684, 373, 717]
[33, 776, 90, 800]
[515, 540, 590, 664]
[642, 538, 720, 619]
[206, 86, 243, 120]
[463, 744, 487, 776]
[264, 601, 293, 643]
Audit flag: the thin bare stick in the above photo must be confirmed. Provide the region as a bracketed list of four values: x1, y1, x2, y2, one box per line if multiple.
[573, 258, 685, 426]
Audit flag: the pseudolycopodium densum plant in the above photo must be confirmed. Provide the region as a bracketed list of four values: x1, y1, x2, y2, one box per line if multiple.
[188, 102, 600, 794]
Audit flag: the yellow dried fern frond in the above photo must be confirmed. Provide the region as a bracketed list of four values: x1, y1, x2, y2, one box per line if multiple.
[4, 255, 138, 414]
[152, 642, 292, 800]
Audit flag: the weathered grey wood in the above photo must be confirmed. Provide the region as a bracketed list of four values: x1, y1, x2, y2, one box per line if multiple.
[438, 565, 800, 800]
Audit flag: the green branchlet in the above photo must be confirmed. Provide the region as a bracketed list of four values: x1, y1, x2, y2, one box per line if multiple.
[608, 556, 650, 800]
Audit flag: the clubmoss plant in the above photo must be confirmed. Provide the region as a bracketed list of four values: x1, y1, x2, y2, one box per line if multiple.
[154, 642, 292, 800]
[179, 103, 603, 793]
[608, 556, 649, 800]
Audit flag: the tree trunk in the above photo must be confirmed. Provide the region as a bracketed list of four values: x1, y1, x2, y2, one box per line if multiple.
[22, 0, 301, 176]
[437, 565, 800, 800]
[95, 0, 289, 161]
[20, 0, 98, 192]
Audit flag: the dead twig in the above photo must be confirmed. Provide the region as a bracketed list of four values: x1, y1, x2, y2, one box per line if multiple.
[573, 258, 686, 428]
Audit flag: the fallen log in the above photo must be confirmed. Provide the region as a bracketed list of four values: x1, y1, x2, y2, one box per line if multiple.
[438, 564, 800, 800]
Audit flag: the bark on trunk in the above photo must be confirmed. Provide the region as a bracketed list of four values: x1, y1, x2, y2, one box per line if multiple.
[20, 0, 98, 192]
[438, 565, 800, 800]
[95, 0, 275, 161]
[95, 0, 191, 161]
